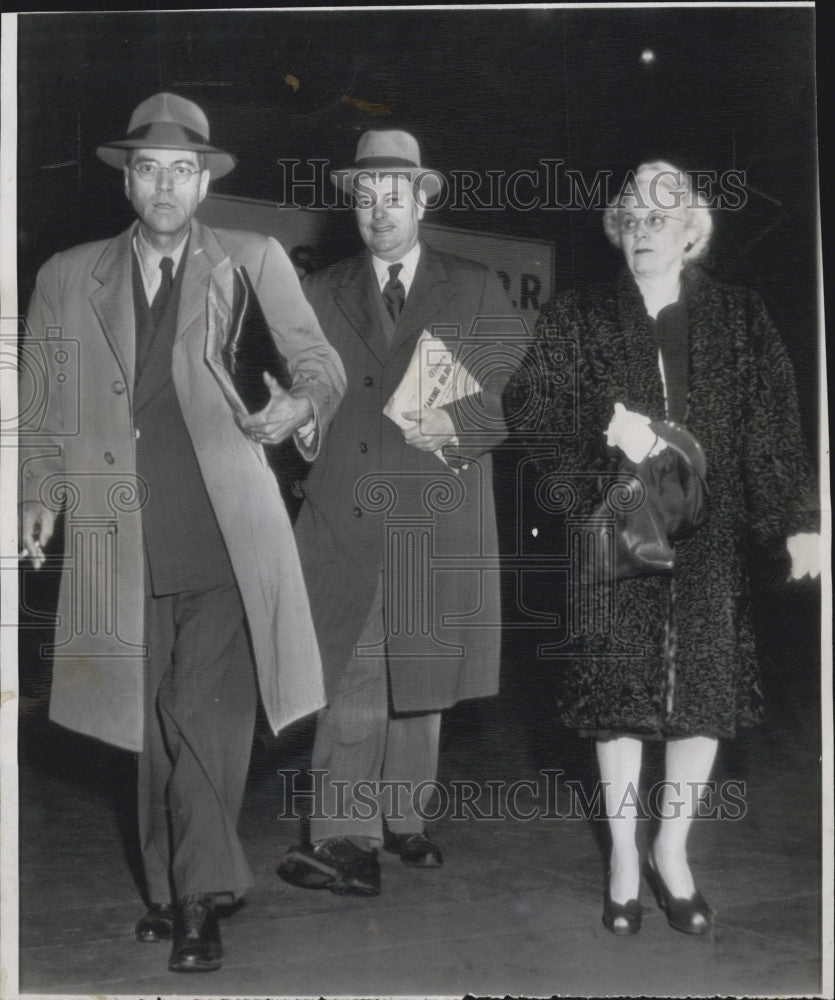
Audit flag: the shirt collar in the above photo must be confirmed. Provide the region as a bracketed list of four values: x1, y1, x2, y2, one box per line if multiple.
[133, 225, 190, 281]
[371, 241, 422, 298]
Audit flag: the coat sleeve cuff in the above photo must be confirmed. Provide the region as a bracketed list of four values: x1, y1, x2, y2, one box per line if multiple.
[291, 388, 323, 461]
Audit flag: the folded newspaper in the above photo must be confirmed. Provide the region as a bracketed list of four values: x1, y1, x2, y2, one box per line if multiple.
[384, 329, 482, 467]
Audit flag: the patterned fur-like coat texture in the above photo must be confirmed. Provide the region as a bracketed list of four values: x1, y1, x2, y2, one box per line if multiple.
[504, 265, 818, 738]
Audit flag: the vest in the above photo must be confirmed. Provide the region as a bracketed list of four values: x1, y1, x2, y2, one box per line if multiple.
[132, 246, 235, 595]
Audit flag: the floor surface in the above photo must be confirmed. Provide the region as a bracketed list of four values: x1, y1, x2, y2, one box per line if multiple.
[14, 580, 824, 998]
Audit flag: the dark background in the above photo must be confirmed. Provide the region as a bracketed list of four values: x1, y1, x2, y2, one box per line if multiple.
[17, 7, 819, 441]
[16, 9, 821, 767]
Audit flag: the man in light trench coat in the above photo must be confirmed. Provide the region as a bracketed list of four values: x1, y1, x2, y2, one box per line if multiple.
[277, 130, 522, 896]
[18, 92, 345, 973]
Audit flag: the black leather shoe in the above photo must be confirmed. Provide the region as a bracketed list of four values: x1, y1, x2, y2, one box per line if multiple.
[277, 843, 342, 890]
[278, 838, 380, 896]
[168, 895, 223, 972]
[135, 903, 174, 943]
[645, 851, 713, 936]
[602, 889, 642, 935]
[384, 830, 443, 868]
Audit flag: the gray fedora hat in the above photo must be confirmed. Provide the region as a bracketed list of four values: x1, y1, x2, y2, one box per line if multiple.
[96, 92, 236, 179]
[331, 129, 443, 201]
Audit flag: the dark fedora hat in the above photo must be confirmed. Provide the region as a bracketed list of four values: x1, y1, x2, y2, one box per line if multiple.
[96, 92, 236, 179]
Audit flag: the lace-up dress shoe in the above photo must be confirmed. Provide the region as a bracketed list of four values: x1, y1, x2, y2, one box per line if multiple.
[278, 837, 380, 896]
[384, 830, 443, 868]
[135, 903, 174, 943]
[277, 843, 340, 890]
[168, 895, 223, 972]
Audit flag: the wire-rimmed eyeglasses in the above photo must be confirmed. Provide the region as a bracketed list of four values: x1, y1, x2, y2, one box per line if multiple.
[130, 161, 203, 185]
[619, 211, 685, 235]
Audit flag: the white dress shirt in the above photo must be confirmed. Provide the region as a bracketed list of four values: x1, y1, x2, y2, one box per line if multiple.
[371, 241, 422, 300]
[132, 227, 189, 305]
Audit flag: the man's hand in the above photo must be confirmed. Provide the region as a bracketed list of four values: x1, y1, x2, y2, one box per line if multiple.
[20, 502, 56, 570]
[786, 532, 821, 581]
[401, 408, 457, 452]
[236, 372, 314, 446]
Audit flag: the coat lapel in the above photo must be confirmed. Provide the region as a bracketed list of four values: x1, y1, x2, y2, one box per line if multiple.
[681, 264, 727, 453]
[176, 219, 224, 344]
[614, 263, 725, 442]
[332, 243, 459, 363]
[615, 267, 667, 419]
[333, 255, 387, 363]
[90, 225, 137, 404]
[89, 220, 227, 406]
[389, 243, 457, 357]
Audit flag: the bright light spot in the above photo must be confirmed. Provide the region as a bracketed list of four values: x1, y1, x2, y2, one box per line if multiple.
[640, 49, 656, 65]
[531, 527, 539, 538]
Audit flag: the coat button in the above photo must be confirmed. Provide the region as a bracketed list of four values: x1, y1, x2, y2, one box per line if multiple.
[363, 375, 374, 387]
[358, 441, 368, 453]
[291, 479, 304, 499]
[134, 428, 141, 440]
[104, 452, 115, 464]
[352, 506, 362, 518]
[112, 381, 126, 395]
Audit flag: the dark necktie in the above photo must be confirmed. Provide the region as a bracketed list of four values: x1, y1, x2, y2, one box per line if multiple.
[382, 263, 405, 323]
[151, 256, 174, 322]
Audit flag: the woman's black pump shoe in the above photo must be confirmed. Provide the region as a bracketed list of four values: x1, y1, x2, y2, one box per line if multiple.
[602, 887, 642, 935]
[645, 850, 712, 935]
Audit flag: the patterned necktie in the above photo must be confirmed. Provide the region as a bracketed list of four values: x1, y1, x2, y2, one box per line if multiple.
[151, 256, 174, 321]
[382, 263, 405, 323]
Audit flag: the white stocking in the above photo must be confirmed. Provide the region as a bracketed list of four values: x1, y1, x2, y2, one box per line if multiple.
[596, 737, 643, 909]
[652, 735, 719, 905]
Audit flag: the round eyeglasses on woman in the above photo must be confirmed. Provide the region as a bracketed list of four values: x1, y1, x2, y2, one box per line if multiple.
[619, 211, 684, 234]
[131, 161, 202, 184]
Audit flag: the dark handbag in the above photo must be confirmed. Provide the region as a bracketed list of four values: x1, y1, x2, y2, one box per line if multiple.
[582, 421, 708, 583]
[221, 265, 292, 413]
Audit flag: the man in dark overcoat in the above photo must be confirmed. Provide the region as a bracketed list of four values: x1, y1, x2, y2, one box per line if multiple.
[277, 130, 521, 896]
[18, 93, 345, 972]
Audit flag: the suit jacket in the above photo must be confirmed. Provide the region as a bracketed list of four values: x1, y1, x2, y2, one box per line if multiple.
[19, 219, 346, 751]
[295, 242, 521, 711]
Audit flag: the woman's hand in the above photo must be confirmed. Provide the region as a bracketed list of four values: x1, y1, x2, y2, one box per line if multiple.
[786, 532, 821, 580]
[604, 402, 665, 464]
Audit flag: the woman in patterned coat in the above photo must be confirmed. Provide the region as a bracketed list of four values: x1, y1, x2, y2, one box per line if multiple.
[505, 162, 819, 936]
